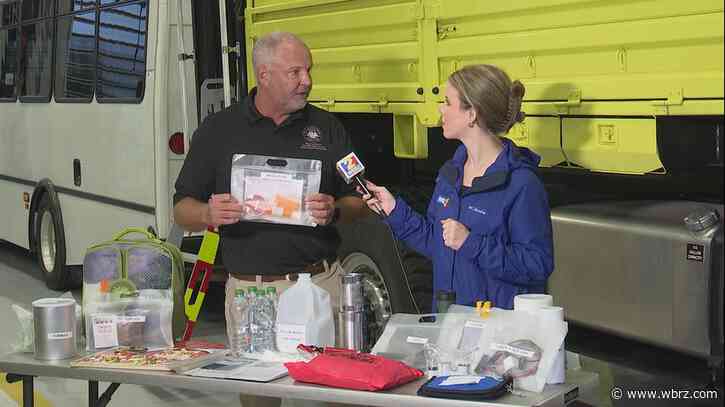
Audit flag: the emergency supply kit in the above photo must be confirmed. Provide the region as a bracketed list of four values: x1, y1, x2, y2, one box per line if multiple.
[371, 296, 568, 394]
[230, 154, 322, 226]
[82, 228, 186, 351]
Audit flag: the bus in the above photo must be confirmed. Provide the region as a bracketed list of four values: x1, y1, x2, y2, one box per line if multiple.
[0, 0, 227, 289]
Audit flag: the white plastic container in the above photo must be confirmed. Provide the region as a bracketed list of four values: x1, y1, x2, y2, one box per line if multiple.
[275, 274, 334, 353]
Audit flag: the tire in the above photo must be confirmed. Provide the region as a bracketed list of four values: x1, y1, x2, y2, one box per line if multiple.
[34, 195, 69, 290]
[337, 216, 433, 343]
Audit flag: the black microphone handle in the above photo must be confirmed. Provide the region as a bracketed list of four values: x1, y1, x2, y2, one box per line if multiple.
[354, 176, 388, 217]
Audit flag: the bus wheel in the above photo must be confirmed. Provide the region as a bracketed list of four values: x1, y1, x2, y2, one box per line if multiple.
[34, 195, 68, 290]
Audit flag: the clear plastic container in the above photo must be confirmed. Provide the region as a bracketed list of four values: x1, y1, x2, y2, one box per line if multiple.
[230, 154, 322, 226]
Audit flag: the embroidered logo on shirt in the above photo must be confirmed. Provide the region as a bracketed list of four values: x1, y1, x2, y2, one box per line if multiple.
[468, 205, 487, 216]
[300, 125, 327, 151]
[437, 195, 450, 208]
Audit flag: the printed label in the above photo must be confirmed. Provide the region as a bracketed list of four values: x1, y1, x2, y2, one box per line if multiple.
[48, 331, 73, 340]
[92, 315, 119, 348]
[117, 316, 146, 323]
[261, 172, 294, 180]
[686, 243, 704, 262]
[406, 336, 429, 345]
[464, 320, 487, 329]
[276, 324, 306, 353]
[439, 376, 484, 386]
[490, 343, 535, 358]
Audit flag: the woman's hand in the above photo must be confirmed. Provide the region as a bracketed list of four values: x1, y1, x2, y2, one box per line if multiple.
[441, 218, 470, 250]
[357, 180, 396, 215]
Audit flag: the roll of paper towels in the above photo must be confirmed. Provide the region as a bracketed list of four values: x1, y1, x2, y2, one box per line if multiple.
[539, 305, 564, 324]
[514, 296, 566, 385]
[540, 306, 566, 385]
[513, 294, 553, 313]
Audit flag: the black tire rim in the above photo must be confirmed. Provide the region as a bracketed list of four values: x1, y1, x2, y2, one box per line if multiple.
[341, 252, 393, 345]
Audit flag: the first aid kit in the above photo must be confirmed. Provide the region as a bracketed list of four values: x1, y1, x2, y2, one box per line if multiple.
[285, 347, 424, 391]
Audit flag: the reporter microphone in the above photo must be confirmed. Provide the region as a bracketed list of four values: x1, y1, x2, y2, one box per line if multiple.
[336, 152, 387, 217]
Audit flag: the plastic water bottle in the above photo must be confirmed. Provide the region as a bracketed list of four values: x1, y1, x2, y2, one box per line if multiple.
[263, 287, 278, 351]
[265, 286, 278, 321]
[250, 291, 276, 352]
[229, 288, 250, 357]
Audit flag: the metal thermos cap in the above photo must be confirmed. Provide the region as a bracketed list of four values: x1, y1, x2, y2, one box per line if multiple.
[435, 290, 456, 301]
[342, 273, 363, 284]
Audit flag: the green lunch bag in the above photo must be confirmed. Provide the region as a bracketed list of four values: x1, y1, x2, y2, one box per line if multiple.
[82, 228, 186, 349]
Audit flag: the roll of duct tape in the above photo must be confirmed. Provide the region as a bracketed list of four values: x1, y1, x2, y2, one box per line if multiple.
[33, 298, 77, 360]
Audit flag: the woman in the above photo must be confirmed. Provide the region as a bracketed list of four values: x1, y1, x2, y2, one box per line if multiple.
[362, 64, 554, 310]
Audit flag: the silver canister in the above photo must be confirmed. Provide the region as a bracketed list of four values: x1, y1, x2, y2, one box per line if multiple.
[338, 273, 367, 352]
[341, 273, 365, 308]
[33, 298, 77, 360]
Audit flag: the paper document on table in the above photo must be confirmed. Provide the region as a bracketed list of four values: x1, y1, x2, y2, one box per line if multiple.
[184, 357, 288, 382]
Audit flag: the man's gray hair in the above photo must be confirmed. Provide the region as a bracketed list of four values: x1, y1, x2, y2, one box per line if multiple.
[252, 32, 307, 79]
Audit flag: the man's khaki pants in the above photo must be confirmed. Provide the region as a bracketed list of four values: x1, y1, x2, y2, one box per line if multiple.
[225, 261, 348, 407]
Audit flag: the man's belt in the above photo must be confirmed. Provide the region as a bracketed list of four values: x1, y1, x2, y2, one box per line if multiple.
[230, 258, 334, 283]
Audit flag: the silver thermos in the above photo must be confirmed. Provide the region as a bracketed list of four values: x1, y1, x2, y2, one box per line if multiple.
[338, 273, 367, 352]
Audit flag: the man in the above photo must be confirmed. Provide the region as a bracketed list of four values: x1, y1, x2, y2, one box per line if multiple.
[173, 32, 366, 407]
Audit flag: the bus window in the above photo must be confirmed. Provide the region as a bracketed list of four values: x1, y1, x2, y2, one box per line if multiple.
[57, 0, 95, 15]
[0, 1, 18, 101]
[19, 0, 54, 101]
[96, 1, 148, 103]
[20, 0, 53, 21]
[55, 9, 96, 101]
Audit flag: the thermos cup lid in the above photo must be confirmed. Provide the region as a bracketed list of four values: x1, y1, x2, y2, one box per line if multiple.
[32, 298, 75, 308]
[342, 273, 363, 283]
[435, 290, 456, 301]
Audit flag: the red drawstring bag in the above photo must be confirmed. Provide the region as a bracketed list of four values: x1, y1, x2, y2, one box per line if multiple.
[285, 347, 424, 391]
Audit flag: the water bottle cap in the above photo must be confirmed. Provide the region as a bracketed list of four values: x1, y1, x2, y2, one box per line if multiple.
[248, 286, 258, 293]
[234, 288, 245, 296]
[297, 273, 311, 281]
[265, 287, 277, 294]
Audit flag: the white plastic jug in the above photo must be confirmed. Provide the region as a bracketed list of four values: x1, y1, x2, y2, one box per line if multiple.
[275, 274, 334, 353]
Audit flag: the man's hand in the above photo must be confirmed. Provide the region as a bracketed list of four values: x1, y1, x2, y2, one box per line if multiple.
[441, 218, 470, 250]
[305, 193, 336, 225]
[206, 193, 243, 228]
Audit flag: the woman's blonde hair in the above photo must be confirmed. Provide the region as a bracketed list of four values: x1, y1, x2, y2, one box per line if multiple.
[448, 64, 525, 135]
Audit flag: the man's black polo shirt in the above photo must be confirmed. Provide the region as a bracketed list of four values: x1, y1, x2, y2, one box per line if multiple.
[173, 89, 355, 275]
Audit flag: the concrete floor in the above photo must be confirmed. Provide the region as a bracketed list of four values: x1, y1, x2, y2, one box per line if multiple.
[1, 240, 722, 406]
